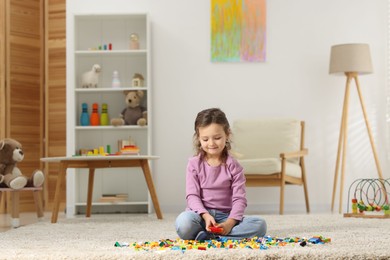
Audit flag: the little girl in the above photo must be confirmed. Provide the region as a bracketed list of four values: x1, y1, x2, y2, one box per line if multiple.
[175, 108, 267, 240]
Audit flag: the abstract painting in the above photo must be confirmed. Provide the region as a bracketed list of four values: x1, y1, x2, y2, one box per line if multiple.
[211, 0, 266, 62]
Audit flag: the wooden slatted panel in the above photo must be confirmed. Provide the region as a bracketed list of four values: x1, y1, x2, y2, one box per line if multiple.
[7, 0, 44, 212]
[0, 0, 6, 213]
[45, 0, 66, 210]
[0, 0, 6, 140]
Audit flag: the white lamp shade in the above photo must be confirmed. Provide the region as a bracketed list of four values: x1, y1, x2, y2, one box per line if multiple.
[329, 43, 373, 74]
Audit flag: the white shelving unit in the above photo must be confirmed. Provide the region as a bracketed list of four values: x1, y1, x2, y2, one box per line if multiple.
[66, 13, 152, 216]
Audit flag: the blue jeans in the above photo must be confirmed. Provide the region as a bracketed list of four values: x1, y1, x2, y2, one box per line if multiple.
[175, 209, 267, 240]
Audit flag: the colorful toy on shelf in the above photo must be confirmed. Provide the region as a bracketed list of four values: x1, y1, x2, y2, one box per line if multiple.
[78, 149, 88, 156]
[76, 144, 111, 157]
[112, 70, 121, 88]
[120, 145, 140, 155]
[90, 103, 100, 126]
[80, 103, 90, 126]
[100, 103, 109, 125]
[344, 178, 390, 219]
[117, 137, 139, 155]
[118, 137, 135, 151]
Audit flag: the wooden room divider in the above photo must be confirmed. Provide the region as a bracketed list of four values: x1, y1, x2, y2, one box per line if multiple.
[0, 0, 66, 214]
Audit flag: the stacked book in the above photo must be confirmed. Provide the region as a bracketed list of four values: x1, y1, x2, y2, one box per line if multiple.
[99, 193, 128, 203]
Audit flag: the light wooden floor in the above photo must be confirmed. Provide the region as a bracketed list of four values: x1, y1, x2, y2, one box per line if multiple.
[0, 211, 64, 232]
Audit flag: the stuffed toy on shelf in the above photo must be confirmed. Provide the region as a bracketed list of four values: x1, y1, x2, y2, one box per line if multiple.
[0, 138, 44, 189]
[111, 90, 147, 126]
[81, 64, 101, 88]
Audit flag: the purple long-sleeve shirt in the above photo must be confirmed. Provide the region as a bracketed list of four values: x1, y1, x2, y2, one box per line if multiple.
[185, 154, 247, 221]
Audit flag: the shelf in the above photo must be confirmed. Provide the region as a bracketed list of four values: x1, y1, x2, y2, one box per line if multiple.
[75, 87, 148, 93]
[75, 125, 148, 130]
[75, 50, 147, 56]
[69, 13, 152, 216]
[75, 13, 147, 20]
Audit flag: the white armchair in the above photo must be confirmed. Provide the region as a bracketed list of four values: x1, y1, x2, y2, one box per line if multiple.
[232, 118, 309, 214]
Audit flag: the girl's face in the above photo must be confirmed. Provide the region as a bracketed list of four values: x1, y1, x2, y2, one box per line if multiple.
[198, 123, 228, 159]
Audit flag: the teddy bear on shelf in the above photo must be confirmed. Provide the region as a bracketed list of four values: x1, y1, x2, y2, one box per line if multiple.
[111, 90, 147, 126]
[0, 138, 44, 190]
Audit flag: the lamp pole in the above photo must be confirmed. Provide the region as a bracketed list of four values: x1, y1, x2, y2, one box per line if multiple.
[331, 72, 384, 213]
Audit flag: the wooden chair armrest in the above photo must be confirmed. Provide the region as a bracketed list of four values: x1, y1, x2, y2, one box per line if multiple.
[280, 148, 308, 159]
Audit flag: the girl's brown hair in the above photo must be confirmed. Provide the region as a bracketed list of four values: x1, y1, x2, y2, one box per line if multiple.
[193, 108, 231, 163]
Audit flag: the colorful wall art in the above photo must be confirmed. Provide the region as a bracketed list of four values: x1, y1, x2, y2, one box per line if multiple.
[211, 0, 266, 62]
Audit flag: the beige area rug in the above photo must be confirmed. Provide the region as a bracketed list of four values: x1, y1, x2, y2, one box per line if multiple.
[1, 213, 390, 259]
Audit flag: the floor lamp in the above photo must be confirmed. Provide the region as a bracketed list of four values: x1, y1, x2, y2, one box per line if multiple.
[329, 43, 384, 213]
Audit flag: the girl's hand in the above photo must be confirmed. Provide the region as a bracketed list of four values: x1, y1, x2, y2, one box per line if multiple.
[201, 213, 216, 231]
[215, 218, 237, 236]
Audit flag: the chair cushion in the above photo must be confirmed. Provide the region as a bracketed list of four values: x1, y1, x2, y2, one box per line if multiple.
[238, 158, 302, 178]
[232, 118, 301, 164]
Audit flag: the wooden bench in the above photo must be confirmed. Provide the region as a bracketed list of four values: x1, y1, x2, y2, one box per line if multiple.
[0, 187, 44, 228]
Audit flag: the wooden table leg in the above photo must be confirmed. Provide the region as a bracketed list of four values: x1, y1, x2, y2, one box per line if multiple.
[86, 168, 95, 218]
[0, 191, 3, 213]
[11, 191, 20, 228]
[33, 190, 44, 218]
[140, 159, 163, 219]
[51, 162, 66, 223]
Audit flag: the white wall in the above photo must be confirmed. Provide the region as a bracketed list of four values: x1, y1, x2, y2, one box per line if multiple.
[67, 0, 390, 214]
